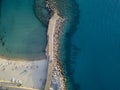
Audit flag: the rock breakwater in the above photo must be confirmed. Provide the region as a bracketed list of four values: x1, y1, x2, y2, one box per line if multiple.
[45, 0, 66, 90]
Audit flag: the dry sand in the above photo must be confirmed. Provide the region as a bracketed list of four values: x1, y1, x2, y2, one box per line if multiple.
[0, 58, 48, 90]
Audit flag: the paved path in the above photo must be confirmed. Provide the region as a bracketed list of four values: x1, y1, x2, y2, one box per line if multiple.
[45, 12, 62, 90]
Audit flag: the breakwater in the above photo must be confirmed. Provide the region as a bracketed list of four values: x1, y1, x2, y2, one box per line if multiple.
[45, 12, 66, 90]
[45, 0, 66, 90]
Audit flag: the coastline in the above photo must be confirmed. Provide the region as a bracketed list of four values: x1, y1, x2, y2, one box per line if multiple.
[0, 55, 46, 61]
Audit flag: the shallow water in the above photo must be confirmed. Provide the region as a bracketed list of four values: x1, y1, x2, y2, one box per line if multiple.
[0, 0, 47, 60]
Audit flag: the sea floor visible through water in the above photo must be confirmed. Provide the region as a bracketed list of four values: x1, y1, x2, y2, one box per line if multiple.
[0, 0, 47, 60]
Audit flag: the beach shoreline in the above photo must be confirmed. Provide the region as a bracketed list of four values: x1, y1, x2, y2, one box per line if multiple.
[0, 55, 46, 61]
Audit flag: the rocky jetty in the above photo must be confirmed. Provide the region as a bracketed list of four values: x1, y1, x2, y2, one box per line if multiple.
[45, 0, 66, 90]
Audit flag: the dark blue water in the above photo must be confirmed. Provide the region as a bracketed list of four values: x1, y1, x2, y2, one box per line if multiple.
[61, 0, 120, 90]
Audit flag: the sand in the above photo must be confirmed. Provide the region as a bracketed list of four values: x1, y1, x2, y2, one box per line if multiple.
[0, 58, 48, 90]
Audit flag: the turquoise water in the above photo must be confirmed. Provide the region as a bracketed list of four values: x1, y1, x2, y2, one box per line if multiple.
[0, 0, 47, 60]
[60, 0, 120, 90]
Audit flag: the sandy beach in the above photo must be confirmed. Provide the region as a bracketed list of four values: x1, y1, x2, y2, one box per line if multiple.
[0, 58, 48, 90]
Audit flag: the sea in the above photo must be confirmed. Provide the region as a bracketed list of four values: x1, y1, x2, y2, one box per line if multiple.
[59, 0, 120, 90]
[0, 0, 120, 90]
